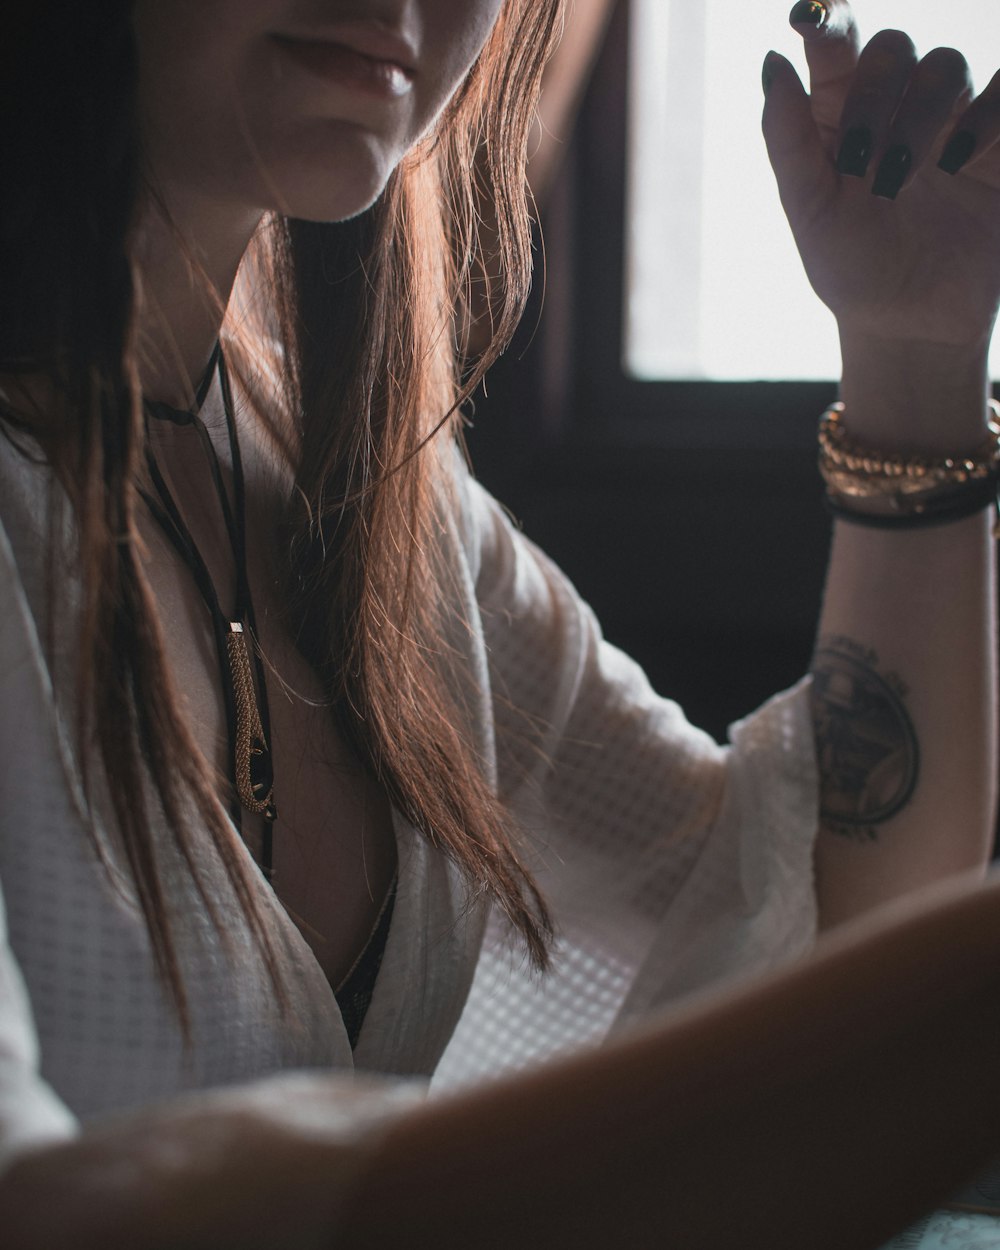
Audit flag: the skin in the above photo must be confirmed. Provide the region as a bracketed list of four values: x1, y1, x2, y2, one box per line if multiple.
[4, 1, 1000, 1245]
[130, 0, 503, 401]
[134, 0, 502, 224]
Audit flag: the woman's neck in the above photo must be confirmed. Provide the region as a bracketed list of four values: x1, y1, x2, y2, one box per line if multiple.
[132, 189, 263, 409]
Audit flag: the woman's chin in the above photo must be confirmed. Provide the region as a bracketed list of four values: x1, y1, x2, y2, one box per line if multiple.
[259, 128, 402, 224]
[284, 186, 386, 225]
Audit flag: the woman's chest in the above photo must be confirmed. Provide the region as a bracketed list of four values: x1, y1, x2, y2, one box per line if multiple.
[140, 422, 397, 990]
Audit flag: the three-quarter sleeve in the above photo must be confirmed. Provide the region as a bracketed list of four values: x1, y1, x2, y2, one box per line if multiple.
[436, 471, 819, 1087]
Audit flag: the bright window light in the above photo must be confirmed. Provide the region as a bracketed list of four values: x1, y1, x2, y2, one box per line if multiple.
[625, 0, 1000, 380]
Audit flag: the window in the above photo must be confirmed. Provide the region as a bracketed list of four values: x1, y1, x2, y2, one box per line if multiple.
[627, 0, 1000, 381]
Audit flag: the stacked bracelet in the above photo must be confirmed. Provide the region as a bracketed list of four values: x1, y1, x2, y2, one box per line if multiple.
[818, 401, 1000, 531]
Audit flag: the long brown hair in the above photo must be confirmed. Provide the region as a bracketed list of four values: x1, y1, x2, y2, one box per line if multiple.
[1, 0, 563, 1024]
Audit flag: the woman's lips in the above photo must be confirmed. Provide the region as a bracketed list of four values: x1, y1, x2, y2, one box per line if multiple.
[272, 33, 416, 99]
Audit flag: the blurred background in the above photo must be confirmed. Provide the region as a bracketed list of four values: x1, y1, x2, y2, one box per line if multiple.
[468, 0, 1000, 742]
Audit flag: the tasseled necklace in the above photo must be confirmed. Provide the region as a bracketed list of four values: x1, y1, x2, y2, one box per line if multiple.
[141, 343, 278, 880]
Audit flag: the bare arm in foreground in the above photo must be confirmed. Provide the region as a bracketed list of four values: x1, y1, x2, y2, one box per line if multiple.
[4, 872, 1000, 1250]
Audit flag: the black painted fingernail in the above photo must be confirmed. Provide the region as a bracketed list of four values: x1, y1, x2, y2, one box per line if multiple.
[939, 130, 977, 176]
[789, 0, 828, 27]
[871, 144, 912, 200]
[836, 126, 874, 177]
[762, 51, 779, 96]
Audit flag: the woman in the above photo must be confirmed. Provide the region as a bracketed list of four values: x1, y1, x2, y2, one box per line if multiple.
[2, 0, 1000, 1245]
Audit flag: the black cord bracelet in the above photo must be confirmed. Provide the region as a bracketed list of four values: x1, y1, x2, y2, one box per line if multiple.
[824, 471, 1000, 530]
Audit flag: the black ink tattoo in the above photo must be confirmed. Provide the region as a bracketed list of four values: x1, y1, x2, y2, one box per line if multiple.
[810, 636, 919, 842]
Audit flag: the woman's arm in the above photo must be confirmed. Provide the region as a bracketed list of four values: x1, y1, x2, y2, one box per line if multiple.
[0, 1074, 423, 1250]
[763, 2, 1000, 925]
[812, 345, 996, 925]
[5, 873, 1000, 1250]
[339, 872, 1000, 1250]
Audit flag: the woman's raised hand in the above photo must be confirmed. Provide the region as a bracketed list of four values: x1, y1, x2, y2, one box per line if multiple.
[763, 0, 1000, 356]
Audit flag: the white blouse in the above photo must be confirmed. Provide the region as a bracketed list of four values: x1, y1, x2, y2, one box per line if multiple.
[0, 429, 819, 1179]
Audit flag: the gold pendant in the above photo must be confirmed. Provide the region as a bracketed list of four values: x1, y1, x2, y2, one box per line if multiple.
[225, 622, 277, 820]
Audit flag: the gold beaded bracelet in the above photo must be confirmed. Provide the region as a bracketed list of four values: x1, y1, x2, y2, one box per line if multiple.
[818, 401, 1000, 530]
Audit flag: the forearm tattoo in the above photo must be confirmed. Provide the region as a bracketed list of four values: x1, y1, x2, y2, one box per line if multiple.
[809, 635, 919, 842]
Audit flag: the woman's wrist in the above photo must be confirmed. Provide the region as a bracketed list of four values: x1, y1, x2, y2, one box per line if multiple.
[837, 329, 992, 453]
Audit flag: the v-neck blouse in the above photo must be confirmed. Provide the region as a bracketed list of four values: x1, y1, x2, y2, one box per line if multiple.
[0, 430, 818, 1179]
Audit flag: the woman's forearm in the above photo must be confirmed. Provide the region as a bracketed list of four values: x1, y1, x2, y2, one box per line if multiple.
[4, 878, 1000, 1249]
[339, 873, 1000, 1249]
[811, 339, 997, 926]
[0, 1075, 403, 1250]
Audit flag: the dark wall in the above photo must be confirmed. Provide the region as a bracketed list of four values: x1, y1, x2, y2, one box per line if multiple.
[466, 375, 832, 746]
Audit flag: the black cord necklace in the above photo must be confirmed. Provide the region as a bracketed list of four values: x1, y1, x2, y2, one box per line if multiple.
[141, 344, 278, 881]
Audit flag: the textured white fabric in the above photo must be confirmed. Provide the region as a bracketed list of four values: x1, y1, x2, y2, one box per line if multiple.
[0, 431, 819, 1173]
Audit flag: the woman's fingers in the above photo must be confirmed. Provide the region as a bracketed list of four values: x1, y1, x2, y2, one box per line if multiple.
[788, 3, 989, 200]
[833, 29, 917, 180]
[939, 67, 1000, 177]
[868, 46, 973, 200]
[789, 0, 862, 134]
